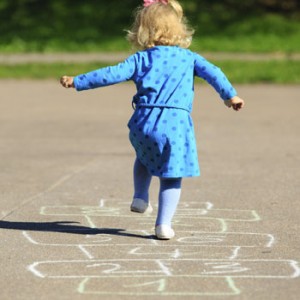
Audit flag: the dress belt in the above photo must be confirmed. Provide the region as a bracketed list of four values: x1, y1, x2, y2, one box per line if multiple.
[133, 101, 191, 113]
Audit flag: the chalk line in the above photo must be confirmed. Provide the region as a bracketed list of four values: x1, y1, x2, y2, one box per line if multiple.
[123, 278, 166, 292]
[229, 247, 241, 260]
[77, 275, 240, 296]
[156, 260, 172, 276]
[27, 262, 45, 278]
[78, 245, 94, 260]
[290, 260, 300, 278]
[1, 159, 98, 220]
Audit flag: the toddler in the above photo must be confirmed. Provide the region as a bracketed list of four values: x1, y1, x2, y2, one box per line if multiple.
[60, 0, 245, 240]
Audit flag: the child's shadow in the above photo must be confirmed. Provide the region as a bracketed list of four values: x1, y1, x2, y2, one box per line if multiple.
[0, 220, 155, 239]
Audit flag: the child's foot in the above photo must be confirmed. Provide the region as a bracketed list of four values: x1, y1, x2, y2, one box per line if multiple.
[155, 224, 175, 240]
[130, 198, 153, 214]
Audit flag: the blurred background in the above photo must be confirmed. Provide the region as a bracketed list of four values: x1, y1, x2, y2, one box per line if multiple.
[0, 0, 299, 82]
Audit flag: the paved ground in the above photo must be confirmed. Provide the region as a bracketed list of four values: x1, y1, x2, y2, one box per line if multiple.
[0, 81, 299, 299]
[0, 52, 299, 64]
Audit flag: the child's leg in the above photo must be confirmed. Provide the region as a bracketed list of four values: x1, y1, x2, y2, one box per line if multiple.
[131, 158, 153, 213]
[156, 177, 182, 227]
[133, 158, 152, 201]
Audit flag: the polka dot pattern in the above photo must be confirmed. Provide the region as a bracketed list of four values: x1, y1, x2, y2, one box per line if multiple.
[74, 46, 237, 178]
[128, 106, 200, 178]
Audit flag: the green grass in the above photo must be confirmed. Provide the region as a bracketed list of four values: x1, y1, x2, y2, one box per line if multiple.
[0, 60, 299, 83]
[0, 38, 131, 53]
[0, 32, 299, 53]
[0, 13, 299, 53]
[190, 14, 300, 53]
[191, 33, 300, 53]
[215, 60, 300, 83]
[0, 62, 109, 79]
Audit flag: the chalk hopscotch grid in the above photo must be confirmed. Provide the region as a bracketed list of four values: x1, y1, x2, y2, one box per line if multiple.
[24, 198, 300, 297]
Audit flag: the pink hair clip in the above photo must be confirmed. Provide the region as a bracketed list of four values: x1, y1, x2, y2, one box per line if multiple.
[143, 0, 168, 7]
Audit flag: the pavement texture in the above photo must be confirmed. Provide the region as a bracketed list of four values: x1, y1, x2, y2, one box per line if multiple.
[0, 81, 299, 299]
[0, 52, 299, 64]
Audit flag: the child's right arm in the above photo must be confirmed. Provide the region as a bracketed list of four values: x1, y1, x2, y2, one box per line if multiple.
[60, 76, 75, 88]
[60, 54, 137, 92]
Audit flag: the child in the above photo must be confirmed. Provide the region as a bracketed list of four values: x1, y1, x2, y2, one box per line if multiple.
[60, 0, 245, 240]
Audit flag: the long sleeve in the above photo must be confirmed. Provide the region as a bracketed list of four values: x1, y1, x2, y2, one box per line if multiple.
[74, 55, 137, 91]
[194, 54, 237, 100]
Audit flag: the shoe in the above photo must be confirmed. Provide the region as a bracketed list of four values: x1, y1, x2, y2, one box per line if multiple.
[155, 225, 175, 240]
[130, 198, 153, 214]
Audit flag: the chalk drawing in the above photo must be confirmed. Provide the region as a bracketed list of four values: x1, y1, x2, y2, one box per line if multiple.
[2, 159, 97, 220]
[122, 278, 166, 292]
[78, 245, 94, 259]
[23, 199, 300, 297]
[40, 205, 121, 217]
[176, 208, 261, 222]
[229, 246, 241, 260]
[77, 276, 241, 296]
[99, 199, 106, 208]
[22, 229, 274, 248]
[87, 244, 237, 260]
[177, 232, 275, 247]
[128, 245, 241, 260]
[27, 259, 299, 279]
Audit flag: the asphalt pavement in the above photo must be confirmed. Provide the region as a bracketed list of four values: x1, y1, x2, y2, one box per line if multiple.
[0, 81, 299, 299]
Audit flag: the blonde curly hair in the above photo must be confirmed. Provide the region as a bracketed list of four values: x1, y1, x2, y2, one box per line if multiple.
[127, 0, 194, 50]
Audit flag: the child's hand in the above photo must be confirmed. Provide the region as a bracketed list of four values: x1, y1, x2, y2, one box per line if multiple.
[60, 76, 75, 88]
[224, 96, 245, 111]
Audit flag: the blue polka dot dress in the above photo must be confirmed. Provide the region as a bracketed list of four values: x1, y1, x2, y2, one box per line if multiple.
[74, 46, 237, 178]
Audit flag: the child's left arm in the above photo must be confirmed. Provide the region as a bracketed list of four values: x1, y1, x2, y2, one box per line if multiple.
[194, 54, 245, 111]
[224, 96, 245, 111]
